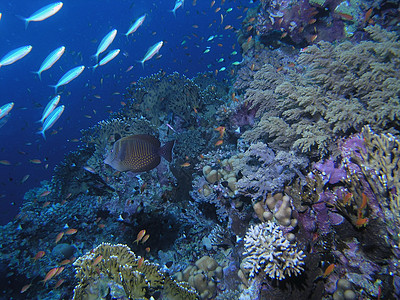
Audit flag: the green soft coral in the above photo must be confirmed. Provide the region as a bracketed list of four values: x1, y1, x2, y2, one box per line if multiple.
[243, 25, 400, 158]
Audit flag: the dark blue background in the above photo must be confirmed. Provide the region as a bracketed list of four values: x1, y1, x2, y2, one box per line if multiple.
[0, 0, 249, 224]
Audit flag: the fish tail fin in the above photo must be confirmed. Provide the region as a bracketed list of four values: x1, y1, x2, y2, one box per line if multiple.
[169, 9, 176, 18]
[16, 15, 29, 29]
[159, 140, 175, 162]
[137, 60, 145, 69]
[32, 71, 41, 81]
[91, 53, 99, 63]
[36, 130, 46, 140]
[49, 85, 58, 94]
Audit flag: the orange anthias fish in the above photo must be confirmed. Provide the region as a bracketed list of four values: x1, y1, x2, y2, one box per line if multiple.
[323, 264, 335, 277]
[55, 232, 64, 244]
[93, 255, 103, 266]
[54, 279, 65, 289]
[65, 228, 78, 235]
[356, 217, 368, 228]
[135, 229, 146, 244]
[33, 251, 46, 261]
[39, 190, 51, 197]
[137, 256, 144, 269]
[141, 234, 150, 244]
[42, 267, 58, 284]
[20, 283, 32, 293]
[214, 126, 226, 138]
[104, 135, 175, 172]
[215, 140, 224, 146]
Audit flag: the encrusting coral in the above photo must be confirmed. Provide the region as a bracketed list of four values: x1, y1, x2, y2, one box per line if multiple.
[241, 221, 305, 280]
[72, 243, 198, 300]
[241, 25, 400, 158]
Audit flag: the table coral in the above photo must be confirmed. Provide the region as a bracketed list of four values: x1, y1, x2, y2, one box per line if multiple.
[242, 221, 305, 280]
[72, 242, 198, 300]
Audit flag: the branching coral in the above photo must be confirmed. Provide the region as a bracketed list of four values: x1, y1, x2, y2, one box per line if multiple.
[242, 25, 400, 158]
[233, 142, 308, 201]
[242, 221, 305, 280]
[72, 243, 198, 300]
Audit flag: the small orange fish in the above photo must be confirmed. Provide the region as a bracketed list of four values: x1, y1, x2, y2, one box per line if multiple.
[140, 182, 147, 194]
[192, 24, 199, 28]
[43, 267, 58, 284]
[246, 36, 252, 44]
[224, 25, 232, 30]
[98, 224, 105, 229]
[137, 256, 144, 269]
[356, 217, 368, 227]
[250, 63, 255, 71]
[310, 34, 318, 43]
[33, 251, 46, 261]
[281, 32, 287, 39]
[0, 160, 11, 166]
[135, 229, 146, 244]
[65, 228, 77, 235]
[39, 190, 51, 197]
[215, 126, 226, 138]
[42, 201, 51, 208]
[217, 43, 223, 47]
[364, 8, 373, 24]
[338, 12, 353, 21]
[54, 279, 65, 289]
[343, 192, 352, 205]
[215, 7, 221, 13]
[215, 140, 224, 146]
[360, 193, 368, 210]
[323, 264, 335, 277]
[181, 162, 191, 167]
[248, 17, 255, 23]
[141, 234, 150, 244]
[210, 0, 215, 8]
[55, 232, 64, 244]
[54, 266, 64, 277]
[93, 255, 103, 266]
[145, 247, 151, 253]
[30, 159, 42, 164]
[276, 66, 283, 72]
[308, 18, 317, 24]
[193, 106, 198, 114]
[20, 283, 32, 293]
[59, 259, 71, 266]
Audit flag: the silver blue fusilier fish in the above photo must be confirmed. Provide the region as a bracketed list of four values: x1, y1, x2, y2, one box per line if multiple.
[92, 49, 120, 71]
[0, 102, 14, 120]
[125, 14, 146, 36]
[33, 46, 65, 80]
[170, 0, 184, 17]
[19, 2, 63, 29]
[93, 29, 117, 62]
[50, 65, 85, 93]
[0, 45, 32, 68]
[139, 41, 163, 67]
[38, 95, 60, 123]
[37, 105, 65, 140]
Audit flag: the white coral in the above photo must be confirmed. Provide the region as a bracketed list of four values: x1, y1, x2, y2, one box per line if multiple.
[242, 221, 305, 280]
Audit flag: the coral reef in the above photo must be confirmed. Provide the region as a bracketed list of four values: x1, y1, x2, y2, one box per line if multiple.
[241, 221, 305, 280]
[241, 25, 400, 158]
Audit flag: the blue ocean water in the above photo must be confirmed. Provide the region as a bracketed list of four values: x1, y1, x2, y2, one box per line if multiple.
[0, 0, 248, 224]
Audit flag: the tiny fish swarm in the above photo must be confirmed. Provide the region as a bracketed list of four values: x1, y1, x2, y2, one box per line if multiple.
[242, 221, 305, 280]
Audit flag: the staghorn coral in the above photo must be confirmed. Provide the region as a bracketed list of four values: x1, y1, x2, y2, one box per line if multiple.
[242, 221, 305, 280]
[242, 25, 400, 158]
[72, 242, 198, 300]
